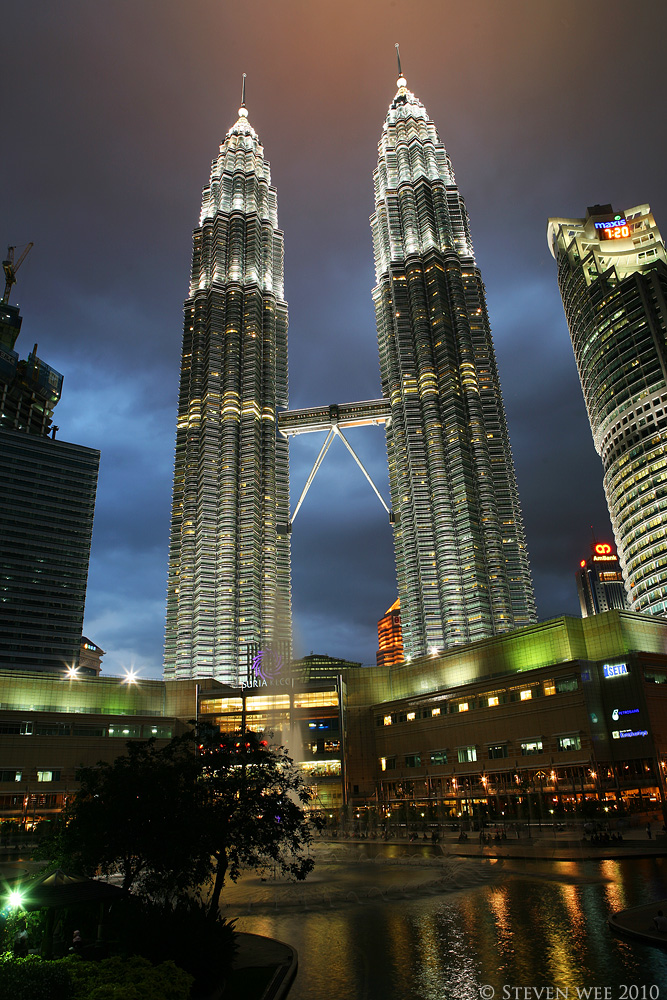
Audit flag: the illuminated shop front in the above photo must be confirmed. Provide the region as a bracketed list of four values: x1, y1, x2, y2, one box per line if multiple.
[0, 671, 194, 828]
[198, 679, 345, 812]
[344, 611, 667, 830]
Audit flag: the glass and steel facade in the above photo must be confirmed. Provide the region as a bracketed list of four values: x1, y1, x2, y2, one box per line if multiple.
[0, 430, 99, 672]
[165, 101, 291, 684]
[548, 204, 667, 617]
[371, 74, 536, 657]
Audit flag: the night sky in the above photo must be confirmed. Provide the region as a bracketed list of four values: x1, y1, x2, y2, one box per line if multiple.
[5, 2, 667, 678]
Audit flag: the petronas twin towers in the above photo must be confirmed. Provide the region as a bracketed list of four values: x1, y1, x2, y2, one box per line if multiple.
[164, 67, 536, 684]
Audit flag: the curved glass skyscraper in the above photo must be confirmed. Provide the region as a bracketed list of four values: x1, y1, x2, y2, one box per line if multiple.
[165, 98, 291, 683]
[548, 203, 667, 618]
[371, 71, 536, 657]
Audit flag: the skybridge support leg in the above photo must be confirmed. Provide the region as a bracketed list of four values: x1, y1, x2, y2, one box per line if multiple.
[332, 426, 390, 514]
[291, 428, 336, 522]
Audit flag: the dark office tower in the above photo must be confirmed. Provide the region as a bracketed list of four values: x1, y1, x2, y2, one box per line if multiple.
[371, 69, 536, 657]
[577, 541, 629, 617]
[0, 299, 99, 673]
[548, 204, 667, 617]
[165, 95, 291, 684]
[0, 431, 99, 671]
[0, 321, 62, 437]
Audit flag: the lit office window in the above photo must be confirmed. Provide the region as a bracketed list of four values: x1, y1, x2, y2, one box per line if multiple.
[294, 692, 338, 708]
[245, 695, 290, 711]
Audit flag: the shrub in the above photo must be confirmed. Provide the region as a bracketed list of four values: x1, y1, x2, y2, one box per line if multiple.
[65, 954, 193, 1000]
[0, 953, 71, 1000]
[0, 954, 193, 1000]
[108, 896, 236, 992]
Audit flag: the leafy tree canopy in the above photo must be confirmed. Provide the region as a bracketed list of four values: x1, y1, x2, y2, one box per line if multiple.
[39, 728, 318, 915]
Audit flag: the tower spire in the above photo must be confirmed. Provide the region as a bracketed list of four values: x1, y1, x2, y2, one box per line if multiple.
[371, 73, 536, 655]
[395, 43, 406, 89]
[166, 84, 291, 684]
[238, 73, 248, 120]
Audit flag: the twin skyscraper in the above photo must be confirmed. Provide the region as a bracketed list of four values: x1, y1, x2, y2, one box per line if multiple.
[164, 67, 539, 684]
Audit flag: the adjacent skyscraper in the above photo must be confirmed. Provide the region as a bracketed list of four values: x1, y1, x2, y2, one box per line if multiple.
[376, 598, 403, 668]
[165, 92, 291, 684]
[0, 282, 99, 673]
[371, 67, 536, 656]
[577, 540, 629, 618]
[548, 204, 667, 618]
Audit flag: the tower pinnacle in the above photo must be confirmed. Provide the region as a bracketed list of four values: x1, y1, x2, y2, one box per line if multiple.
[371, 78, 536, 654]
[395, 43, 406, 89]
[238, 72, 248, 118]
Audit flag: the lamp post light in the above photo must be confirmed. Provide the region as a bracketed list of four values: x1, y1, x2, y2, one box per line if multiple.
[481, 773, 489, 825]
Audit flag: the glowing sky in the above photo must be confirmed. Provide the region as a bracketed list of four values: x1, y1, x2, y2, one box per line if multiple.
[5, 1, 667, 677]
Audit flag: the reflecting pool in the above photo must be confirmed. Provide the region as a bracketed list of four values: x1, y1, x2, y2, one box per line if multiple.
[228, 844, 667, 1000]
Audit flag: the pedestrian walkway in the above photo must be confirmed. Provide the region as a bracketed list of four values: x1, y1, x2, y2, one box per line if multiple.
[223, 933, 297, 1000]
[323, 828, 667, 862]
[448, 830, 667, 861]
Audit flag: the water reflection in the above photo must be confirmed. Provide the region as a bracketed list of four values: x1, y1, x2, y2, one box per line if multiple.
[231, 850, 667, 1000]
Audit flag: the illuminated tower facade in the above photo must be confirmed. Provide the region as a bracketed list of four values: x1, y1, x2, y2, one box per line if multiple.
[165, 94, 291, 683]
[549, 204, 667, 617]
[371, 68, 536, 657]
[576, 541, 629, 618]
[376, 598, 404, 667]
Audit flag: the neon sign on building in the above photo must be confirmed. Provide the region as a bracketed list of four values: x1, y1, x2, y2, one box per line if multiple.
[594, 217, 630, 240]
[241, 649, 292, 690]
[603, 662, 628, 679]
[592, 542, 618, 563]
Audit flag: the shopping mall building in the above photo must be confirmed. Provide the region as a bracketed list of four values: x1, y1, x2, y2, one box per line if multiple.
[1, 610, 666, 829]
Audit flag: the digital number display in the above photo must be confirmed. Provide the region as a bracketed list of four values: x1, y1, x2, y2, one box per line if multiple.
[600, 224, 630, 240]
[595, 218, 630, 241]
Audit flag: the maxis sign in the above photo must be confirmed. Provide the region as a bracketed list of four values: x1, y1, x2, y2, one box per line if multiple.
[594, 217, 630, 240]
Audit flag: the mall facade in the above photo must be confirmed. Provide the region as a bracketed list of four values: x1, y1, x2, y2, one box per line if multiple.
[1, 610, 666, 828]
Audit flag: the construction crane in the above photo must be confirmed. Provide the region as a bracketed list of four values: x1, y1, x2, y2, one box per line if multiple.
[2, 243, 34, 304]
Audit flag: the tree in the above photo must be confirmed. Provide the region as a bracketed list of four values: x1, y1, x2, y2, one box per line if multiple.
[39, 727, 318, 915]
[39, 735, 208, 899]
[195, 726, 317, 913]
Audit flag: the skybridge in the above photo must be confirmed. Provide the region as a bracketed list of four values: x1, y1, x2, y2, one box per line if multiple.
[278, 399, 392, 522]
